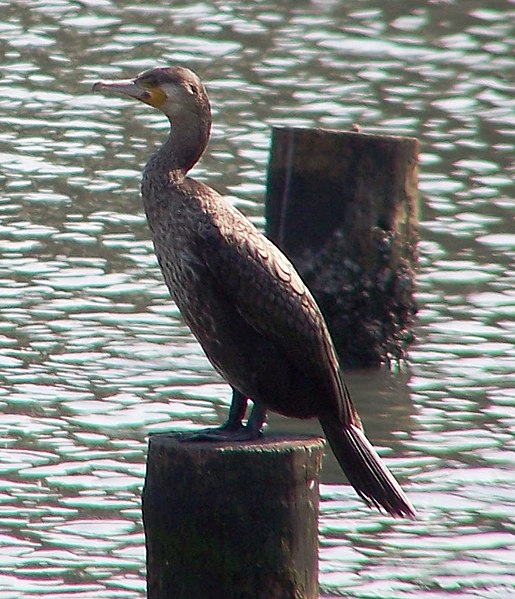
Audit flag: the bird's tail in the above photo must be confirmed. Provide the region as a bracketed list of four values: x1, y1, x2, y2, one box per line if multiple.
[319, 416, 415, 518]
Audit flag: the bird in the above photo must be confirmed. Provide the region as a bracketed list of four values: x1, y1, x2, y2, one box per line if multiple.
[93, 66, 415, 518]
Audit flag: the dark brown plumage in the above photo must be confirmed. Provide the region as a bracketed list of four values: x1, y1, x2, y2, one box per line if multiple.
[93, 66, 415, 517]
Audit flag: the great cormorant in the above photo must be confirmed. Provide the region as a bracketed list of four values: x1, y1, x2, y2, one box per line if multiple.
[93, 66, 414, 518]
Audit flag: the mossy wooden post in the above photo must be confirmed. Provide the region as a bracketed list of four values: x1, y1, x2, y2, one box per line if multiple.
[142, 433, 325, 599]
[265, 126, 419, 367]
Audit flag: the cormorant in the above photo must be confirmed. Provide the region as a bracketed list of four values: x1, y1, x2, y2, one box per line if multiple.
[93, 66, 415, 518]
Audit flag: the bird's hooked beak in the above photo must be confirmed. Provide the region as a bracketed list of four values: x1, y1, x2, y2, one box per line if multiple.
[92, 77, 166, 108]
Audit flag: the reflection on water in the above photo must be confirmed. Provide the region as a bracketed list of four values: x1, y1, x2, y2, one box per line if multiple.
[1, 0, 514, 597]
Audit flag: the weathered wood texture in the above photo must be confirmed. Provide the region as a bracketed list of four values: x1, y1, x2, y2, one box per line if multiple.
[266, 126, 419, 367]
[142, 433, 325, 599]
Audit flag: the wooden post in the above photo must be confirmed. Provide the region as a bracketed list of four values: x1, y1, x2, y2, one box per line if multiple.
[142, 433, 325, 599]
[265, 126, 419, 367]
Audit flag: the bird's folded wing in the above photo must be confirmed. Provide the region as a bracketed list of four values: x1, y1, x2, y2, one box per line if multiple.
[195, 200, 358, 426]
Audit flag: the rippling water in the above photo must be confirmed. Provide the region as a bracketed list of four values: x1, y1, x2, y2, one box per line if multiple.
[1, 0, 514, 597]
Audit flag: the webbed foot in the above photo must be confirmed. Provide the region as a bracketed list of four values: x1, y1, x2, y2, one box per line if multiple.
[181, 423, 262, 442]
[179, 389, 267, 443]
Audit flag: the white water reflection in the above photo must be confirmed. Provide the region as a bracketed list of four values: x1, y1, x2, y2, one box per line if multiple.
[1, 0, 514, 597]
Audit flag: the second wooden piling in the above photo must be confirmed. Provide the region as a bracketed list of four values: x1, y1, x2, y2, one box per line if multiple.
[265, 126, 419, 367]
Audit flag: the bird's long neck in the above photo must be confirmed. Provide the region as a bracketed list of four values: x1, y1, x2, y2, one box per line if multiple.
[141, 110, 211, 229]
[145, 110, 211, 182]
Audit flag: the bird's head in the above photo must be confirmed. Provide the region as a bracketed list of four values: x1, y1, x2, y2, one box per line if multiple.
[93, 66, 211, 125]
[93, 66, 212, 171]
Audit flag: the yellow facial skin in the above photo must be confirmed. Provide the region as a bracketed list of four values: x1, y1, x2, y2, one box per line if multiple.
[140, 86, 167, 108]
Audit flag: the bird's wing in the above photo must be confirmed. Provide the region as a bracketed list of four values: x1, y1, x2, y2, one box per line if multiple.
[194, 194, 358, 426]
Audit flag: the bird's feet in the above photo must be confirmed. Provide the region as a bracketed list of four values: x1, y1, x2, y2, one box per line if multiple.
[179, 422, 262, 443]
[178, 389, 267, 442]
